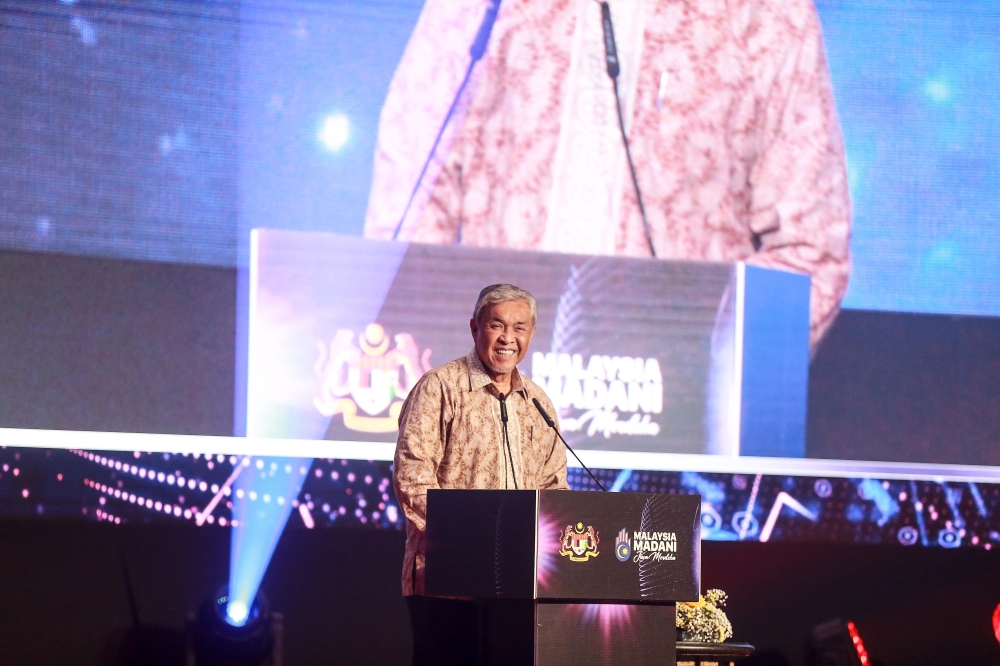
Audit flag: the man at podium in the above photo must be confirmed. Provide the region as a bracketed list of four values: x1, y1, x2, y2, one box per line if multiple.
[393, 283, 568, 665]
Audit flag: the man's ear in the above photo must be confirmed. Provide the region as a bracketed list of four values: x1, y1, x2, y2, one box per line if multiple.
[470, 317, 478, 343]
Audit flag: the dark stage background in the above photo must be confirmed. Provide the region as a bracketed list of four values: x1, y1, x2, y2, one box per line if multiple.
[4, 519, 1000, 666]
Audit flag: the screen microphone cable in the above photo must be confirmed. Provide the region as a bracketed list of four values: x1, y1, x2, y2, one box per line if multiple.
[600, 1, 657, 258]
[392, 0, 503, 241]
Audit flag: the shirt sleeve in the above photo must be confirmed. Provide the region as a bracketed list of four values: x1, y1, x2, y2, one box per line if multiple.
[392, 373, 451, 533]
[739, 0, 852, 348]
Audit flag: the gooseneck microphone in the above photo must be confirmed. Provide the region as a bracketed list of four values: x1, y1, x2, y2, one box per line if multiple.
[532, 398, 607, 491]
[600, 1, 620, 79]
[599, 1, 656, 258]
[498, 392, 519, 489]
[392, 0, 503, 241]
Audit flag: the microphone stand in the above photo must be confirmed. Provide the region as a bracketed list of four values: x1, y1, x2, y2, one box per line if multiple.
[532, 398, 607, 492]
[498, 392, 519, 489]
[392, 0, 503, 241]
[600, 1, 656, 258]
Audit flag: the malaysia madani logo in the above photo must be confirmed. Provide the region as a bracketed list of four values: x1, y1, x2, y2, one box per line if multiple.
[559, 522, 600, 562]
[531, 352, 663, 438]
[313, 324, 432, 433]
[615, 528, 631, 562]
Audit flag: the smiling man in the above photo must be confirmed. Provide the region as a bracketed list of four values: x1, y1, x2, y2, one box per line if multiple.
[393, 283, 568, 665]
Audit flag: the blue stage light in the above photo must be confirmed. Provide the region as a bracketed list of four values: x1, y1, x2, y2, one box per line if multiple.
[227, 456, 312, 627]
[192, 586, 275, 665]
[227, 600, 250, 626]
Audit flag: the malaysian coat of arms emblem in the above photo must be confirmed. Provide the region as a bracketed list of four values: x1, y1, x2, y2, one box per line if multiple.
[313, 323, 432, 433]
[559, 522, 600, 561]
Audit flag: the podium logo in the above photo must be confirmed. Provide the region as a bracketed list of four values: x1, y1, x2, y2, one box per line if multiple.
[614, 529, 677, 563]
[559, 522, 600, 562]
[314, 324, 432, 432]
[615, 529, 632, 562]
[632, 531, 677, 562]
[531, 352, 663, 438]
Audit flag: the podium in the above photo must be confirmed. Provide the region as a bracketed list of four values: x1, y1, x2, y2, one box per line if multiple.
[425, 489, 701, 665]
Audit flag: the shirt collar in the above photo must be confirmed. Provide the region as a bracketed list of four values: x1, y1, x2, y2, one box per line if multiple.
[466, 349, 527, 396]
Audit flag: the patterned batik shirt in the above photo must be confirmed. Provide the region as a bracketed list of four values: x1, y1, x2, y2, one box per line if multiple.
[364, 0, 851, 347]
[393, 350, 569, 596]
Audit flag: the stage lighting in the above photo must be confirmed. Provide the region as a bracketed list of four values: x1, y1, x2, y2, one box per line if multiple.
[318, 113, 349, 151]
[227, 600, 250, 626]
[188, 586, 280, 666]
[228, 456, 310, 638]
[805, 619, 870, 666]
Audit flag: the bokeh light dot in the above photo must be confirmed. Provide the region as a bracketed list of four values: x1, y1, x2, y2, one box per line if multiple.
[318, 113, 350, 151]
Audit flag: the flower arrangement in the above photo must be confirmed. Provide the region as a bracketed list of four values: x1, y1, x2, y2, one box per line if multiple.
[676, 589, 733, 643]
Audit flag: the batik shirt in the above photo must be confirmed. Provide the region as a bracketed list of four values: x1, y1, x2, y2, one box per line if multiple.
[393, 350, 569, 596]
[364, 0, 851, 347]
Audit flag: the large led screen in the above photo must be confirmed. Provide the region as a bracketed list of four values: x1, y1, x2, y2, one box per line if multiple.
[2, 0, 998, 317]
[2, 0, 999, 553]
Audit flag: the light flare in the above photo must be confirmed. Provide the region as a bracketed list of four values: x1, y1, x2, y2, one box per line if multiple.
[580, 603, 636, 641]
[536, 512, 562, 589]
[226, 600, 249, 627]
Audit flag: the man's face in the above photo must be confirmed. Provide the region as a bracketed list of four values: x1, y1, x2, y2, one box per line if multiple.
[470, 300, 536, 378]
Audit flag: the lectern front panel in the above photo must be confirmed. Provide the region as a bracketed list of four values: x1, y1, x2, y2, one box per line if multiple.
[537, 490, 700, 601]
[426, 489, 700, 603]
[425, 489, 538, 598]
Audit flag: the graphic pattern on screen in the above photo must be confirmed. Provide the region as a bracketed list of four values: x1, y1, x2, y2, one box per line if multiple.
[4, 447, 999, 551]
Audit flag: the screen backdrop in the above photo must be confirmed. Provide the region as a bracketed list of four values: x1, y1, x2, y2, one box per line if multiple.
[2, 0, 999, 550]
[2, 0, 998, 315]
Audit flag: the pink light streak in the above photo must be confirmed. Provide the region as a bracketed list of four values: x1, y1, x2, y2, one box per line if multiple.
[536, 512, 562, 590]
[196, 456, 251, 526]
[580, 603, 636, 641]
[299, 503, 315, 529]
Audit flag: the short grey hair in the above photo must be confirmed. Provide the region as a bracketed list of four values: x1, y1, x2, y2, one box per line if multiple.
[473, 284, 537, 326]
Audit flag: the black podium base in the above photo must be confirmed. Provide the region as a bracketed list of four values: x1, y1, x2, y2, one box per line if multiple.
[479, 600, 676, 666]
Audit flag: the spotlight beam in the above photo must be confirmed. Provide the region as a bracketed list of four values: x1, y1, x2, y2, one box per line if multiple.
[227, 457, 312, 627]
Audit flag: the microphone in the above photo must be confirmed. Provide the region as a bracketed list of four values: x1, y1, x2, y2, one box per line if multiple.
[598, 1, 656, 258]
[532, 398, 607, 492]
[470, 0, 502, 61]
[600, 2, 619, 79]
[532, 397, 556, 429]
[392, 0, 504, 241]
[498, 392, 518, 489]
